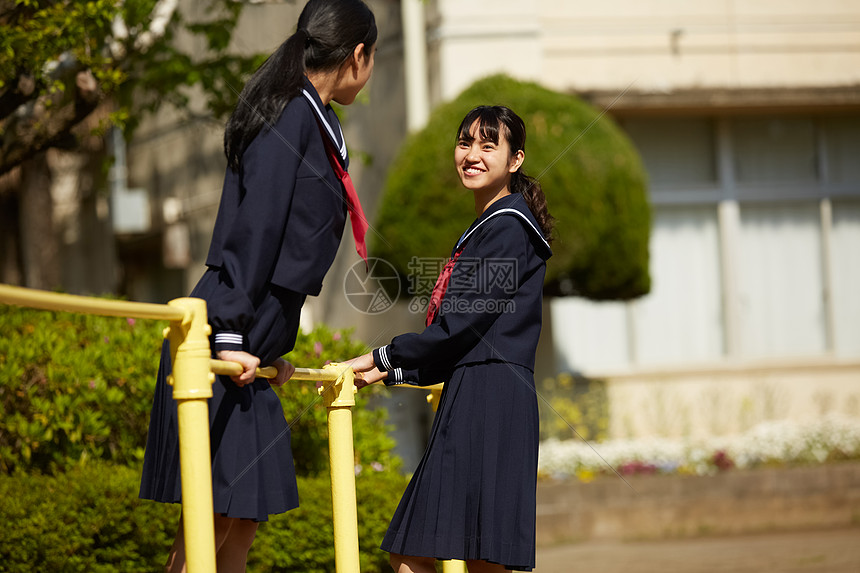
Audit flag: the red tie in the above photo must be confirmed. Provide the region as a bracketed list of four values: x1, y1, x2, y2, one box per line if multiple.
[425, 247, 465, 326]
[316, 121, 369, 265]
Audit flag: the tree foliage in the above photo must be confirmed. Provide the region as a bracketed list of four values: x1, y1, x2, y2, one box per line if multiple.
[0, 0, 265, 175]
[373, 74, 652, 300]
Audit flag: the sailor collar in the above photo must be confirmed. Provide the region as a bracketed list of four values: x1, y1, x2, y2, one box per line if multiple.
[454, 193, 552, 257]
[301, 79, 348, 163]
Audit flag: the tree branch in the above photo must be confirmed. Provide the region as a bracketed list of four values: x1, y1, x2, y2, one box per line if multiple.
[0, 74, 38, 122]
[0, 68, 101, 176]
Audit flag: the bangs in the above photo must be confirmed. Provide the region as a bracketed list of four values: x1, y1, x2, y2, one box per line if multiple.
[457, 107, 504, 144]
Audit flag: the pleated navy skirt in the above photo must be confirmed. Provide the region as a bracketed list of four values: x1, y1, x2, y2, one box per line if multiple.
[139, 270, 305, 522]
[381, 361, 539, 571]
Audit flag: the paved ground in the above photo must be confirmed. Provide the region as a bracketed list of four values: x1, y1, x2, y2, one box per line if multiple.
[534, 527, 860, 573]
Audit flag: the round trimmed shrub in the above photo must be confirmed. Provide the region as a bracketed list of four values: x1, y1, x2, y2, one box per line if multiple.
[373, 74, 651, 300]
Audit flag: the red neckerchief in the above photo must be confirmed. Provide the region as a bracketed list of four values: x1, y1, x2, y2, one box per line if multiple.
[425, 245, 465, 326]
[313, 118, 369, 266]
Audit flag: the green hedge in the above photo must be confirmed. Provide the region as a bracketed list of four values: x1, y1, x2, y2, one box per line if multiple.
[373, 74, 651, 301]
[0, 462, 178, 572]
[538, 373, 608, 442]
[0, 305, 164, 474]
[0, 304, 398, 477]
[249, 469, 408, 572]
[0, 461, 408, 572]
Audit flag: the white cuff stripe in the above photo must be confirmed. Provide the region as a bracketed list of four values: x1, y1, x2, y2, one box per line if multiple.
[379, 346, 392, 371]
[215, 333, 243, 344]
[393, 368, 403, 382]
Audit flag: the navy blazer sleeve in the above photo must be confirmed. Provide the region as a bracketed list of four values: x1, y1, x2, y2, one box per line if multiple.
[373, 215, 531, 373]
[206, 105, 310, 351]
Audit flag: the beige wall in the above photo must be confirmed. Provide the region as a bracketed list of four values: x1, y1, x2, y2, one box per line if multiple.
[429, 0, 860, 100]
[604, 361, 860, 439]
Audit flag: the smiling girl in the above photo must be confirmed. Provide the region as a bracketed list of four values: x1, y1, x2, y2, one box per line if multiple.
[347, 105, 554, 573]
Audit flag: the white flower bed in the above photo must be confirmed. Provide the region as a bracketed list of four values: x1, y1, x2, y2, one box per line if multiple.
[538, 413, 860, 481]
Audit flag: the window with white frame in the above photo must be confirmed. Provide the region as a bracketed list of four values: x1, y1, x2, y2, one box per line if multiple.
[552, 113, 860, 374]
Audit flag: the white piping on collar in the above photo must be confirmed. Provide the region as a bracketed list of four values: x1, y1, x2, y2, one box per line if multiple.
[302, 89, 347, 161]
[456, 208, 551, 252]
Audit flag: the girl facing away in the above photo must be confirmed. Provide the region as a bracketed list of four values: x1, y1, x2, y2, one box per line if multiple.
[139, 1, 376, 571]
[348, 105, 554, 573]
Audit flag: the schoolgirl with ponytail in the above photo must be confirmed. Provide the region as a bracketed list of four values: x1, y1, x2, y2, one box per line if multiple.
[347, 106, 553, 572]
[140, 1, 376, 570]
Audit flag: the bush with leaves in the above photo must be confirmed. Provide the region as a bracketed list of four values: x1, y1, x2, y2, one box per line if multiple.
[0, 303, 398, 477]
[373, 74, 651, 300]
[0, 460, 408, 572]
[0, 462, 178, 572]
[0, 305, 164, 474]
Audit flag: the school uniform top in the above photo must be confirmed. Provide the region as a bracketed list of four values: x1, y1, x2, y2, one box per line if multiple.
[140, 80, 355, 521]
[373, 192, 552, 384]
[203, 77, 349, 354]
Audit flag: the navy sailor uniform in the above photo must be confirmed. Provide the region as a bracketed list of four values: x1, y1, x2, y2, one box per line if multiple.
[373, 192, 552, 571]
[140, 78, 353, 521]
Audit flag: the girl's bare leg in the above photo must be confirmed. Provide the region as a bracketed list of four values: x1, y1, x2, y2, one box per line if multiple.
[390, 552, 437, 573]
[465, 560, 512, 573]
[215, 516, 259, 572]
[164, 513, 243, 573]
[164, 522, 186, 573]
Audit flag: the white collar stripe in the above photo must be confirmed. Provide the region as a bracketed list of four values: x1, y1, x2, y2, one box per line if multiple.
[457, 208, 550, 251]
[301, 89, 347, 160]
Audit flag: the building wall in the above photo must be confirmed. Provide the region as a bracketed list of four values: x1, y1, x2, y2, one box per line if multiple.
[430, 0, 860, 99]
[426, 0, 860, 439]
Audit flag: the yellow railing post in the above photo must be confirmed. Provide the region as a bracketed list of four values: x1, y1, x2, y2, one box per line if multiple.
[0, 285, 214, 571]
[165, 297, 217, 573]
[318, 363, 360, 573]
[212, 361, 362, 572]
[442, 557, 468, 572]
[215, 361, 362, 572]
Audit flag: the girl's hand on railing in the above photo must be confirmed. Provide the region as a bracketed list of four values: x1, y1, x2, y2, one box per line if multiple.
[354, 366, 386, 389]
[217, 350, 260, 387]
[270, 358, 295, 387]
[343, 352, 387, 389]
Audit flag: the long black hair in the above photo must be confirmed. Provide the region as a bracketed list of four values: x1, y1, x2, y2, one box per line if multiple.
[224, 0, 377, 170]
[456, 105, 556, 242]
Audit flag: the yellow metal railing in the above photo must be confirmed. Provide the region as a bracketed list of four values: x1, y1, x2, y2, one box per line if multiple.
[0, 285, 365, 572]
[1, 283, 466, 573]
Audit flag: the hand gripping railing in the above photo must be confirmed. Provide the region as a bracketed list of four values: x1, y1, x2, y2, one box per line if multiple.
[0, 285, 362, 573]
